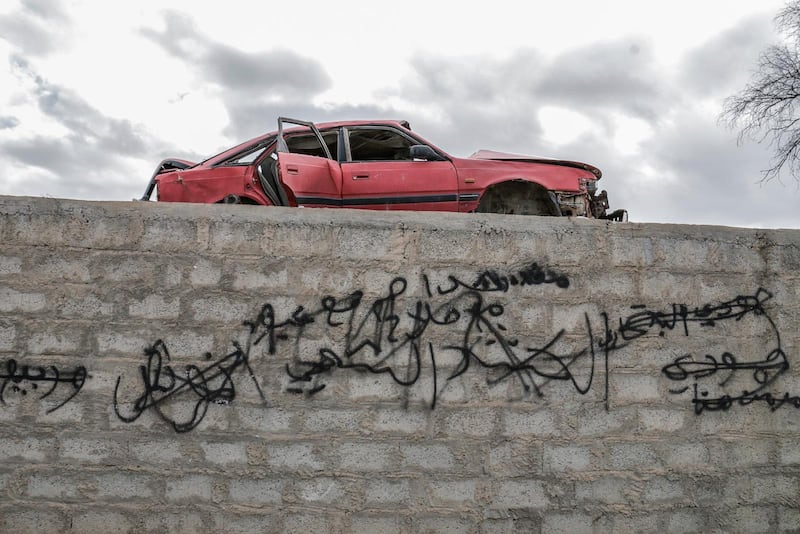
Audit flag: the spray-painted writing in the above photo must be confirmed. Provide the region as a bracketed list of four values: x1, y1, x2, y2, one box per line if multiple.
[109, 261, 796, 432]
[0, 358, 87, 413]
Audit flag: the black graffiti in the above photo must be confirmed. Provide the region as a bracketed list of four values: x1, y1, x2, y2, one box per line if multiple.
[120, 259, 795, 432]
[0, 358, 87, 413]
[113, 339, 266, 432]
[649, 289, 798, 413]
[248, 262, 593, 409]
[275, 282, 795, 414]
[429, 262, 570, 295]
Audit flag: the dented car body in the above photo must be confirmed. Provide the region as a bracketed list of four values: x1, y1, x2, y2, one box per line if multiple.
[145, 117, 625, 220]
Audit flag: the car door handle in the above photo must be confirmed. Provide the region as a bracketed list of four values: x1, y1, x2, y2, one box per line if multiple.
[286, 165, 299, 174]
[352, 174, 370, 180]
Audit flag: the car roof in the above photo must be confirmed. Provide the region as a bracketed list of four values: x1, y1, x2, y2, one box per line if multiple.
[201, 119, 411, 166]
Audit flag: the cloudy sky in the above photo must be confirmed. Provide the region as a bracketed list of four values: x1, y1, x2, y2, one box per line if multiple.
[1, 0, 798, 228]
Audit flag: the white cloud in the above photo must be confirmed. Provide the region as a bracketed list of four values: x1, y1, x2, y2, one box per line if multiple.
[538, 106, 594, 147]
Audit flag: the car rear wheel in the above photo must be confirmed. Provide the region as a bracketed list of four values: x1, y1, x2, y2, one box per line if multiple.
[476, 181, 559, 216]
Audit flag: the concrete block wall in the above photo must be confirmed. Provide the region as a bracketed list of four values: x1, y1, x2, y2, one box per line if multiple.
[0, 195, 799, 533]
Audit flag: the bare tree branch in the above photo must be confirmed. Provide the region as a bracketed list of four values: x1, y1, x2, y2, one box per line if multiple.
[721, 1, 800, 181]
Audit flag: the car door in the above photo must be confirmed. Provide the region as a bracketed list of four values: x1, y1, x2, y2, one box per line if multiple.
[340, 126, 459, 211]
[275, 152, 342, 207]
[273, 118, 342, 207]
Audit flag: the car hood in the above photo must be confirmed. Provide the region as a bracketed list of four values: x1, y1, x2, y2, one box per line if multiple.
[469, 149, 602, 178]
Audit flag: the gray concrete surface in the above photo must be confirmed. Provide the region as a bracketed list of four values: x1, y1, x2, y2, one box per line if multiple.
[0, 195, 799, 533]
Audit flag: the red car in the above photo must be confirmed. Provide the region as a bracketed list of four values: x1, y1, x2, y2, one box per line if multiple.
[144, 117, 624, 219]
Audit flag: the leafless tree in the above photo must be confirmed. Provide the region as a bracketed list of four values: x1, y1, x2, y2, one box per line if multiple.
[721, 1, 800, 181]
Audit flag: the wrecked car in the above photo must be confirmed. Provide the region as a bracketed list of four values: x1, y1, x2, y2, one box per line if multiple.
[143, 117, 625, 220]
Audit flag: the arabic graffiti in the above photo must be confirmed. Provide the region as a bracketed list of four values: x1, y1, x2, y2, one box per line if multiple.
[601, 287, 794, 411]
[656, 289, 798, 412]
[110, 260, 797, 432]
[112, 339, 266, 432]
[0, 358, 88, 413]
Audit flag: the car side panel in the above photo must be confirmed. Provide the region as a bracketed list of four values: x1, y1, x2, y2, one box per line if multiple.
[157, 166, 268, 204]
[339, 160, 459, 211]
[451, 157, 591, 212]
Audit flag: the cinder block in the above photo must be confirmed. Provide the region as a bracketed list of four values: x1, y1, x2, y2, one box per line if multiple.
[60, 438, 116, 463]
[142, 512, 205, 533]
[189, 259, 223, 286]
[487, 441, 539, 477]
[229, 478, 284, 504]
[304, 409, 363, 433]
[413, 515, 475, 534]
[95, 473, 155, 499]
[283, 512, 338, 533]
[610, 236, 655, 267]
[128, 294, 180, 319]
[609, 513, 659, 533]
[643, 476, 685, 502]
[0, 255, 22, 275]
[27, 330, 83, 354]
[94, 256, 158, 283]
[200, 441, 248, 465]
[663, 443, 710, 468]
[542, 513, 594, 534]
[491, 479, 548, 509]
[268, 443, 324, 470]
[443, 408, 497, 437]
[232, 264, 288, 290]
[576, 407, 636, 436]
[543, 444, 592, 472]
[208, 219, 267, 255]
[0, 323, 16, 350]
[27, 474, 80, 499]
[778, 506, 800, 533]
[780, 439, 800, 465]
[297, 477, 345, 504]
[32, 257, 91, 283]
[401, 444, 454, 470]
[0, 437, 54, 461]
[428, 479, 478, 504]
[719, 505, 773, 534]
[0, 508, 66, 534]
[129, 440, 184, 464]
[365, 479, 411, 505]
[575, 477, 628, 504]
[608, 442, 659, 470]
[339, 442, 395, 471]
[58, 294, 114, 318]
[350, 515, 408, 534]
[235, 406, 292, 433]
[165, 475, 213, 501]
[751, 475, 800, 503]
[373, 409, 428, 435]
[639, 408, 686, 433]
[210, 514, 281, 532]
[667, 509, 706, 534]
[71, 510, 134, 534]
[503, 410, 558, 437]
[610, 373, 661, 403]
[191, 296, 251, 323]
[0, 286, 46, 312]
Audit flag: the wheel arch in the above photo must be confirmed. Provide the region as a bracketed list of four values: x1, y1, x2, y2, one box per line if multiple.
[475, 179, 561, 216]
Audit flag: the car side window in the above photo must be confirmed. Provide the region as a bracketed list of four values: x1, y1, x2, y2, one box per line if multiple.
[348, 128, 415, 161]
[286, 131, 337, 159]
